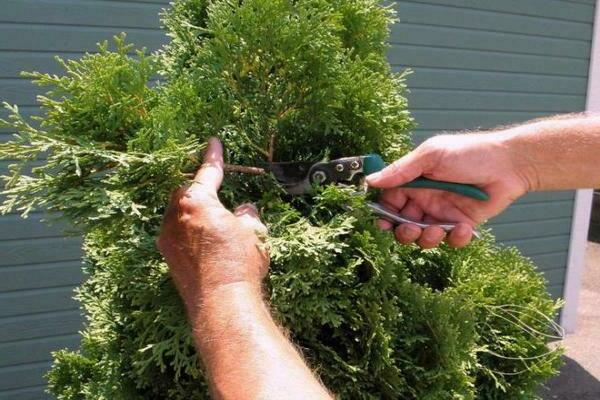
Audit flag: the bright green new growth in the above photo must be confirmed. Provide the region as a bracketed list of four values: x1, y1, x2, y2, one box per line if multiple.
[0, 1, 561, 399]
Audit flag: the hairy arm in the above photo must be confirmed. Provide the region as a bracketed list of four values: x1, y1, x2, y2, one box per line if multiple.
[502, 113, 600, 191]
[157, 138, 332, 400]
[195, 283, 332, 400]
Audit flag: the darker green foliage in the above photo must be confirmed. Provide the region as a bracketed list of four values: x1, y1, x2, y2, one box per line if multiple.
[0, 1, 561, 399]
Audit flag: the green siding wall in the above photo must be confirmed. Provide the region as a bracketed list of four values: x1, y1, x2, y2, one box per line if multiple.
[0, 0, 595, 397]
[0, 1, 170, 398]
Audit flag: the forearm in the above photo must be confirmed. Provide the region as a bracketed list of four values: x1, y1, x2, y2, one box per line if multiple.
[192, 282, 333, 400]
[500, 114, 600, 191]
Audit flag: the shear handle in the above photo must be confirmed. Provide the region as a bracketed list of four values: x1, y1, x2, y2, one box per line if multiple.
[367, 202, 481, 239]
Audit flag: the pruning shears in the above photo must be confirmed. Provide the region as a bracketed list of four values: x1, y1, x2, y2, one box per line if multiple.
[228, 154, 487, 237]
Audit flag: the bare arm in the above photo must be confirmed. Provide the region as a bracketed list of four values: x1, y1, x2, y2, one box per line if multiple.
[367, 113, 600, 248]
[157, 138, 333, 400]
[503, 114, 600, 191]
[196, 283, 331, 400]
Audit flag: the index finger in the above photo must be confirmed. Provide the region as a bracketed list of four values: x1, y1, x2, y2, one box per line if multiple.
[193, 137, 224, 195]
[366, 152, 424, 189]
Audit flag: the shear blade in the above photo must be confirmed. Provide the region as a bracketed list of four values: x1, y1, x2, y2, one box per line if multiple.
[264, 161, 313, 194]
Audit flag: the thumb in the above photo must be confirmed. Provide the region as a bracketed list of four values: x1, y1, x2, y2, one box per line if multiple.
[366, 151, 426, 189]
[234, 203, 267, 235]
[192, 137, 224, 196]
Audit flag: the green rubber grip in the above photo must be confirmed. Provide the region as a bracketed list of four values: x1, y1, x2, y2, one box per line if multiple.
[402, 177, 489, 201]
[363, 154, 489, 201]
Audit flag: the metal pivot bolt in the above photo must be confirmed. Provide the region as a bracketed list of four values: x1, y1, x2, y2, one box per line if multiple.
[312, 170, 327, 183]
[335, 164, 344, 172]
[350, 160, 360, 169]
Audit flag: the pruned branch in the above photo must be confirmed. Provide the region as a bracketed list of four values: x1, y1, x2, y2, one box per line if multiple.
[224, 163, 266, 175]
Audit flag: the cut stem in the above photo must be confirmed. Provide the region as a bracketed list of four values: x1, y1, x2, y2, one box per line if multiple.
[184, 164, 266, 178]
[224, 164, 266, 175]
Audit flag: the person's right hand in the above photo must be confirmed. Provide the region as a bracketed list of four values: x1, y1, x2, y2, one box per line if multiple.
[367, 132, 534, 248]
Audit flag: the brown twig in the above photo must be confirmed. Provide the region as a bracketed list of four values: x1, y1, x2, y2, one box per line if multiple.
[267, 134, 275, 163]
[184, 164, 266, 178]
[224, 164, 266, 175]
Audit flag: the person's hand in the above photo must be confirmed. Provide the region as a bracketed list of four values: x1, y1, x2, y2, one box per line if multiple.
[157, 138, 269, 318]
[367, 133, 533, 248]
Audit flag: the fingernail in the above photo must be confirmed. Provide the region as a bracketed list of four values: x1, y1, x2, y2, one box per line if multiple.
[207, 137, 221, 149]
[376, 219, 393, 231]
[402, 224, 419, 237]
[235, 203, 254, 212]
[455, 224, 472, 237]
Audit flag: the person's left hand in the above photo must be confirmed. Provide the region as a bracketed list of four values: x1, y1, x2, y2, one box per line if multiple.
[157, 138, 269, 319]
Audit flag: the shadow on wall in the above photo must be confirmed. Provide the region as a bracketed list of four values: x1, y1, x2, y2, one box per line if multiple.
[541, 356, 600, 400]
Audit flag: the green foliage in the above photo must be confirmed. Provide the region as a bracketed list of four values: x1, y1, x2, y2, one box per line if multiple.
[1, 1, 561, 399]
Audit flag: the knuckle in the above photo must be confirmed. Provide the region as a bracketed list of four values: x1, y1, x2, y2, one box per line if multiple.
[177, 195, 194, 211]
[178, 212, 193, 225]
[419, 138, 439, 158]
[423, 134, 448, 147]
[421, 136, 439, 148]
[387, 160, 407, 179]
[418, 138, 445, 168]
[422, 135, 449, 153]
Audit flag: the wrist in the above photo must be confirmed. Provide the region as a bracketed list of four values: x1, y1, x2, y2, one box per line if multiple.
[185, 279, 265, 323]
[199, 279, 264, 301]
[198, 258, 267, 294]
[190, 281, 267, 342]
[494, 127, 541, 193]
